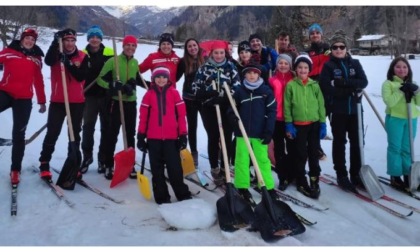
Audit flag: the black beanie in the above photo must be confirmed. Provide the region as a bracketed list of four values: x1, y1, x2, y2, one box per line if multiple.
[159, 33, 174, 47]
[238, 40, 251, 54]
[248, 33, 263, 43]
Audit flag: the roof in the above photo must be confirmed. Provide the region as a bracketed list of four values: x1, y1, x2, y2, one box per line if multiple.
[357, 35, 387, 41]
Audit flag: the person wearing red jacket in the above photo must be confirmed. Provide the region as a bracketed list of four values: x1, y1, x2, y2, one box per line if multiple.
[137, 66, 191, 205]
[138, 33, 180, 87]
[38, 28, 88, 180]
[0, 28, 46, 185]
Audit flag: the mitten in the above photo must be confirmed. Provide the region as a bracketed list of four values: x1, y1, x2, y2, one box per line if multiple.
[136, 133, 147, 152]
[122, 84, 134, 96]
[285, 123, 297, 139]
[319, 122, 327, 139]
[178, 135, 188, 150]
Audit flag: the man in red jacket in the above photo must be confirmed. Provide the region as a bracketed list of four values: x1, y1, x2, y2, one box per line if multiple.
[0, 28, 46, 184]
[38, 28, 88, 180]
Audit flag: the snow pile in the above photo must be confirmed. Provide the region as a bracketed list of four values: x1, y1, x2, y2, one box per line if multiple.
[158, 198, 217, 229]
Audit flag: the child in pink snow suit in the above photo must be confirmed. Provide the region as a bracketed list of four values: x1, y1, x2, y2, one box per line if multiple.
[268, 53, 296, 191]
[137, 66, 192, 205]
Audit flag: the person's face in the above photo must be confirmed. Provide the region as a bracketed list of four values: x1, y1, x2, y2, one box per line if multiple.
[239, 50, 251, 62]
[228, 44, 233, 56]
[277, 59, 291, 73]
[88, 35, 102, 49]
[186, 40, 199, 57]
[245, 70, 260, 83]
[250, 38, 262, 51]
[63, 38, 76, 52]
[296, 62, 310, 80]
[160, 41, 173, 55]
[154, 76, 168, 87]
[309, 31, 322, 43]
[123, 43, 137, 57]
[21, 36, 35, 50]
[278, 36, 290, 49]
[211, 49, 226, 63]
[331, 43, 347, 59]
[394, 60, 409, 80]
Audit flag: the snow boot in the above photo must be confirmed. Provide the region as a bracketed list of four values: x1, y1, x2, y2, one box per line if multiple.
[80, 155, 93, 174]
[297, 182, 317, 199]
[267, 189, 279, 201]
[104, 166, 114, 180]
[10, 171, 20, 185]
[337, 176, 357, 193]
[211, 167, 225, 186]
[97, 160, 106, 174]
[310, 176, 320, 198]
[351, 175, 365, 189]
[40, 171, 52, 181]
[237, 188, 256, 207]
[129, 167, 137, 179]
[278, 179, 289, 191]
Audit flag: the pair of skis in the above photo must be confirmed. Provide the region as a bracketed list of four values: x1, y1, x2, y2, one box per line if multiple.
[320, 174, 415, 218]
[377, 176, 420, 201]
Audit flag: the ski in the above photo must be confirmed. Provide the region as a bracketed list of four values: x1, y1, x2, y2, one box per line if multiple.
[51, 168, 124, 204]
[274, 188, 329, 212]
[184, 174, 219, 192]
[11, 184, 18, 216]
[378, 176, 420, 201]
[0, 138, 12, 146]
[320, 175, 413, 219]
[33, 166, 75, 207]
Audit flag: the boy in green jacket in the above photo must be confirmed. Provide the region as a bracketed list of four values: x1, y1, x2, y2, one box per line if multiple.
[284, 55, 326, 199]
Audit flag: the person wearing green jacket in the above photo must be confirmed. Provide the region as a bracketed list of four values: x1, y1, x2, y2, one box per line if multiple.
[97, 35, 142, 180]
[284, 54, 326, 199]
[382, 56, 420, 191]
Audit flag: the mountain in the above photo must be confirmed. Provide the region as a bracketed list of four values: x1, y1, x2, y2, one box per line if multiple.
[103, 6, 187, 38]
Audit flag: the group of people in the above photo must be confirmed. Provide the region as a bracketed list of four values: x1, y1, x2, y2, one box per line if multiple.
[1, 22, 419, 206]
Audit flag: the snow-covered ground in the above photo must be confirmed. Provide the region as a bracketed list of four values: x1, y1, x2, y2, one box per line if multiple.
[1, 28, 420, 247]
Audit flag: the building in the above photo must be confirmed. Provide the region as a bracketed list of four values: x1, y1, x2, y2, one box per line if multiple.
[356, 34, 398, 55]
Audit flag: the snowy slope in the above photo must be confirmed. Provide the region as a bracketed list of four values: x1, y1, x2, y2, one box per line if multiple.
[1, 30, 420, 246]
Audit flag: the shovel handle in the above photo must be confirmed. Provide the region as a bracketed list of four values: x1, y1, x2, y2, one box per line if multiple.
[140, 151, 147, 175]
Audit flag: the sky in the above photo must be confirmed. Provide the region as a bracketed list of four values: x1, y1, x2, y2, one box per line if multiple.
[1, 28, 420, 249]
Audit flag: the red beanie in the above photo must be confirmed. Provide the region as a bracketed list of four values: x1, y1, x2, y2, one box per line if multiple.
[123, 35, 137, 46]
[21, 28, 38, 41]
[211, 40, 228, 51]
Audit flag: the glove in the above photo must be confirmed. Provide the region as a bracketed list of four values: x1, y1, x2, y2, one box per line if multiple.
[59, 52, 71, 66]
[178, 135, 188, 150]
[261, 132, 272, 145]
[122, 84, 134, 96]
[137, 133, 147, 152]
[400, 83, 419, 102]
[319, 122, 327, 139]
[285, 123, 297, 139]
[127, 78, 137, 87]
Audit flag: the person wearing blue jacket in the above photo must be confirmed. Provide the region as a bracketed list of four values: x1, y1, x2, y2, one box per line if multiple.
[319, 31, 368, 192]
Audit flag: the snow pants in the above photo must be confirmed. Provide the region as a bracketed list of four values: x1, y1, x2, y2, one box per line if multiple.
[272, 120, 295, 182]
[184, 99, 202, 153]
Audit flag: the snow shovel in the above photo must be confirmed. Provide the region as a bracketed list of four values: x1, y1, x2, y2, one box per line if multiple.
[357, 93, 385, 200]
[110, 37, 135, 188]
[180, 149, 196, 177]
[223, 82, 305, 241]
[213, 81, 254, 232]
[406, 94, 420, 192]
[137, 151, 152, 200]
[56, 39, 81, 190]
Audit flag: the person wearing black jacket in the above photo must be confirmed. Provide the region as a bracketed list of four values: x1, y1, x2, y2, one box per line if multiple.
[79, 25, 114, 174]
[319, 32, 368, 192]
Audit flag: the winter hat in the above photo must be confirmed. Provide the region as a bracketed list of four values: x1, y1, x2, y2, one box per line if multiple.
[159, 33, 174, 47]
[276, 53, 293, 68]
[86, 25, 103, 41]
[61, 28, 77, 40]
[151, 66, 170, 81]
[237, 40, 251, 54]
[210, 40, 227, 51]
[242, 64, 262, 75]
[123, 35, 137, 46]
[248, 33, 263, 43]
[329, 29, 347, 47]
[308, 23, 323, 36]
[294, 54, 313, 72]
[20, 28, 38, 41]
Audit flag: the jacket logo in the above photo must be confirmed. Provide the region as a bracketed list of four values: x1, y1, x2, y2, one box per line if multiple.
[349, 68, 356, 76]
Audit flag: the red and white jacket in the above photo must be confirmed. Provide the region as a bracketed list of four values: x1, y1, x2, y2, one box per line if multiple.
[139, 50, 180, 87]
[138, 83, 187, 140]
[0, 40, 46, 104]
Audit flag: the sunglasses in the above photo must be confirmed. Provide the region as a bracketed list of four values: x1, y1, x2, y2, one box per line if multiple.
[332, 45, 346, 50]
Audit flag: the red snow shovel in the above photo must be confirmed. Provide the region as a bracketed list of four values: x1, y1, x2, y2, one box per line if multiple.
[56, 39, 81, 190]
[223, 82, 305, 241]
[110, 38, 135, 188]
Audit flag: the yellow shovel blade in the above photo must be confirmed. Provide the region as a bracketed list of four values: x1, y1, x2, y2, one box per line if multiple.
[180, 149, 196, 177]
[137, 171, 152, 200]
